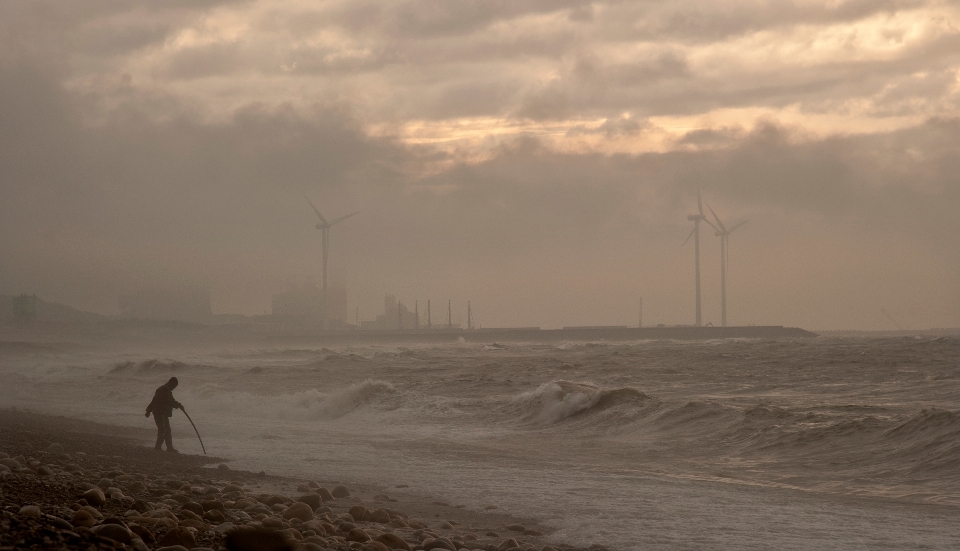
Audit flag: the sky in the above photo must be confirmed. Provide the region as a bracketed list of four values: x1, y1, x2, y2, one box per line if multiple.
[1, 0, 958, 330]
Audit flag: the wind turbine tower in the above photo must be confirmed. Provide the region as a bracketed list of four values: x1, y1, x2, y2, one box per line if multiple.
[304, 196, 359, 326]
[705, 202, 747, 327]
[683, 190, 717, 327]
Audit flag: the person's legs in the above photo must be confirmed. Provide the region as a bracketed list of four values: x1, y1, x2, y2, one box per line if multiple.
[162, 416, 174, 451]
[153, 414, 165, 450]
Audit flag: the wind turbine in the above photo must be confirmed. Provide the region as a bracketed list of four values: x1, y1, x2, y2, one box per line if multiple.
[704, 202, 747, 327]
[304, 195, 359, 325]
[682, 190, 717, 327]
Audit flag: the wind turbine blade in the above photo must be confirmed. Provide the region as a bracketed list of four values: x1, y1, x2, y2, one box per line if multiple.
[329, 211, 360, 226]
[728, 220, 748, 233]
[703, 218, 719, 232]
[682, 226, 696, 247]
[303, 194, 328, 225]
[697, 188, 704, 216]
[704, 201, 726, 232]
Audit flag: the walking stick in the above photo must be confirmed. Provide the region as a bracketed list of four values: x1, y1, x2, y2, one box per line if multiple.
[180, 408, 206, 455]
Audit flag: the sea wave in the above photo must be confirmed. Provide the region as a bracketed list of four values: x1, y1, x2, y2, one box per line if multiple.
[508, 381, 655, 427]
[108, 359, 204, 374]
[182, 379, 400, 421]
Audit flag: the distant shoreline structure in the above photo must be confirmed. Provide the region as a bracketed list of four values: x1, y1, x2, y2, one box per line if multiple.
[266, 325, 819, 342]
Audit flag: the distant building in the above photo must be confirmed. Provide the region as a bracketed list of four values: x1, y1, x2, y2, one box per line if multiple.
[120, 287, 212, 324]
[272, 280, 348, 328]
[325, 280, 348, 328]
[365, 294, 419, 330]
[272, 282, 322, 321]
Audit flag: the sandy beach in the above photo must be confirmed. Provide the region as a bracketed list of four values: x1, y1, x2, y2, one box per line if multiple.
[0, 408, 580, 551]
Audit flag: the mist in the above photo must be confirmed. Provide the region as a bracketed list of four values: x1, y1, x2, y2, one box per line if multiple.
[2, 1, 959, 330]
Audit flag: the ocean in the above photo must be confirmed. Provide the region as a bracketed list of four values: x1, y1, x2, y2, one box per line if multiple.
[1, 336, 958, 550]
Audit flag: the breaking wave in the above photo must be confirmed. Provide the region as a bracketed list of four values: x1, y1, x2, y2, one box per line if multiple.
[108, 359, 205, 374]
[508, 381, 656, 427]
[185, 379, 400, 421]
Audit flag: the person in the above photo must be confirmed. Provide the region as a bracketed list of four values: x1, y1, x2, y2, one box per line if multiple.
[145, 376, 183, 452]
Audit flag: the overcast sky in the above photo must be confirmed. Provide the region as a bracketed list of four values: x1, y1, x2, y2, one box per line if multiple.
[1, 0, 958, 330]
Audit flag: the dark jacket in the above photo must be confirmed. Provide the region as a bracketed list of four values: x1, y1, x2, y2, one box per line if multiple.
[146, 384, 182, 418]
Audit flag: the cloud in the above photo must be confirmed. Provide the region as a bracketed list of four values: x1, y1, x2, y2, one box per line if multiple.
[0, 0, 957, 329]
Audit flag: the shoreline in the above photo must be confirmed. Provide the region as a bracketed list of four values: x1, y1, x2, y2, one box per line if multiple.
[0, 408, 586, 551]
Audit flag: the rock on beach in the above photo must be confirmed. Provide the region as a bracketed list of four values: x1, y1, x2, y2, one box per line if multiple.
[0, 409, 574, 551]
[158, 526, 197, 548]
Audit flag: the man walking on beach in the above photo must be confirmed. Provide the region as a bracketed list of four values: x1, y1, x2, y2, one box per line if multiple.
[145, 377, 182, 453]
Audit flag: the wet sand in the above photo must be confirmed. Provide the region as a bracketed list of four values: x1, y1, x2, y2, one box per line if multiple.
[0, 408, 587, 551]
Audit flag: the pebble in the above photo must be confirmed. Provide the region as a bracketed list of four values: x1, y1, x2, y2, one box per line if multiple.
[506, 524, 526, 532]
[47, 443, 65, 453]
[224, 526, 296, 551]
[350, 505, 370, 521]
[317, 487, 335, 501]
[347, 528, 372, 542]
[0, 458, 22, 469]
[18, 505, 41, 518]
[215, 522, 236, 534]
[155, 547, 190, 551]
[201, 499, 225, 512]
[182, 501, 204, 515]
[203, 509, 226, 523]
[283, 501, 314, 522]
[376, 533, 413, 550]
[157, 527, 196, 548]
[81, 488, 106, 507]
[71, 509, 97, 527]
[129, 524, 155, 543]
[49, 517, 73, 530]
[298, 493, 322, 509]
[423, 538, 458, 551]
[92, 523, 133, 544]
[332, 485, 351, 498]
[262, 517, 284, 528]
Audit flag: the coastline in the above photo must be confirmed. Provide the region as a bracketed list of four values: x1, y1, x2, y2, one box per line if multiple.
[0, 408, 582, 551]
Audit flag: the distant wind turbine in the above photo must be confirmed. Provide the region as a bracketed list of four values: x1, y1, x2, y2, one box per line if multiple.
[304, 195, 359, 324]
[683, 189, 718, 327]
[704, 202, 747, 327]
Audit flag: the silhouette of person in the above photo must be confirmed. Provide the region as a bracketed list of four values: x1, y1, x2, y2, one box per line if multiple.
[145, 377, 183, 452]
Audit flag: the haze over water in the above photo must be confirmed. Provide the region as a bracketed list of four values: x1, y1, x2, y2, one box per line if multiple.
[2, 336, 958, 549]
[2, 2, 960, 549]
